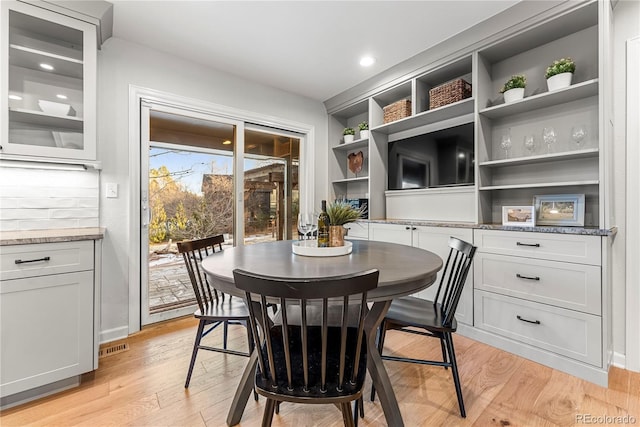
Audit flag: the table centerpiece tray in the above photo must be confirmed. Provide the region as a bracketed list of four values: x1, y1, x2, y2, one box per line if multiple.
[291, 240, 353, 257]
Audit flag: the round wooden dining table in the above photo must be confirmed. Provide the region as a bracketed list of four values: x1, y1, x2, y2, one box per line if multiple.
[201, 239, 443, 427]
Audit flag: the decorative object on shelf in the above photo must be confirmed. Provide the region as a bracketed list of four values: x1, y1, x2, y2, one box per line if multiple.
[533, 194, 585, 226]
[38, 100, 76, 117]
[347, 149, 367, 178]
[358, 121, 369, 139]
[343, 127, 355, 144]
[429, 78, 472, 110]
[502, 206, 535, 227]
[383, 99, 411, 123]
[523, 134, 536, 154]
[500, 128, 513, 158]
[571, 124, 587, 147]
[542, 126, 557, 154]
[545, 57, 575, 91]
[325, 199, 366, 247]
[500, 74, 526, 103]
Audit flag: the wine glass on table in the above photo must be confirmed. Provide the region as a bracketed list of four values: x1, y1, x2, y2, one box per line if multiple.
[306, 213, 318, 241]
[298, 213, 310, 241]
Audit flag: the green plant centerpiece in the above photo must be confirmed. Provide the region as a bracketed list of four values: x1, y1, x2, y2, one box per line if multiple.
[325, 200, 366, 246]
[545, 57, 575, 79]
[343, 127, 355, 136]
[358, 121, 368, 131]
[500, 74, 526, 94]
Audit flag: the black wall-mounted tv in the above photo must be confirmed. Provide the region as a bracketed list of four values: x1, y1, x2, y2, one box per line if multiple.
[388, 123, 474, 190]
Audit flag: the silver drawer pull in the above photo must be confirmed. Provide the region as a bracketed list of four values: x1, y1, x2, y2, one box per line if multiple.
[517, 315, 541, 325]
[14, 256, 51, 265]
[516, 242, 540, 247]
[516, 273, 540, 281]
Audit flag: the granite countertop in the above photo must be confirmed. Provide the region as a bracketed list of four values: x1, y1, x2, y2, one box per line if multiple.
[363, 219, 617, 237]
[0, 227, 106, 246]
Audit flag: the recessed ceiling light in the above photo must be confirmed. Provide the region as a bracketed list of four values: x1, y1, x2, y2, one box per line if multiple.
[40, 63, 54, 71]
[56, 94, 68, 100]
[359, 56, 376, 67]
[222, 140, 232, 145]
[9, 94, 22, 101]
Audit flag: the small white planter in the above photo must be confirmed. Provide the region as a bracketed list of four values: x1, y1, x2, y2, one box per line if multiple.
[546, 72, 573, 91]
[359, 129, 369, 140]
[503, 88, 525, 103]
[343, 134, 354, 144]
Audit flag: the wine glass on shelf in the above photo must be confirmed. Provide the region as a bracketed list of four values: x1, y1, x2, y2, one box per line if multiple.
[571, 125, 587, 148]
[542, 127, 557, 154]
[297, 213, 311, 240]
[500, 129, 512, 159]
[523, 134, 536, 155]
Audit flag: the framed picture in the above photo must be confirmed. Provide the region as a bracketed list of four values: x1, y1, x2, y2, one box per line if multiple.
[502, 206, 535, 227]
[533, 194, 585, 226]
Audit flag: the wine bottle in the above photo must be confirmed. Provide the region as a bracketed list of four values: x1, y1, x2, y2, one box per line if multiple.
[317, 200, 330, 247]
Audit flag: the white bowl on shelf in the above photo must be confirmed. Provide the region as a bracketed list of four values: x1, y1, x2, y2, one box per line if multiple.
[38, 100, 76, 117]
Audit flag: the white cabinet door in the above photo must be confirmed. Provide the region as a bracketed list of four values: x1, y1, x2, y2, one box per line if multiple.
[412, 226, 474, 326]
[0, 270, 94, 397]
[1, 1, 97, 161]
[368, 222, 412, 246]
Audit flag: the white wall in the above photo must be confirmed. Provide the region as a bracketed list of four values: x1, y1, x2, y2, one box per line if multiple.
[612, 0, 640, 369]
[97, 37, 328, 341]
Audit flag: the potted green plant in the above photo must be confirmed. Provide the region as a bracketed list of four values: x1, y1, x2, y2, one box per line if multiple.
[343, 127, 355, 144]
[325, 200, 366, 246]
[500, 74, 526, 103]
[358, 121, 369, 140]
[545, 57, 575, 91]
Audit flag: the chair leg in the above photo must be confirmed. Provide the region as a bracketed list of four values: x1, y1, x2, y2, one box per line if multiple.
[223, 320, 229, 350]
[370, 321, 388, 402]
[340, 402, 355, 427]
[444, 332, 466, 418]
[262, 398, 277, 427]
[439, 336, 449, 370]
[353, 396, 364, 426]
[185, 319, 206, 388]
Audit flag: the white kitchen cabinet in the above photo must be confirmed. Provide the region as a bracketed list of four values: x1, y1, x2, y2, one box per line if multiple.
[0, 240, 98, 405]
[1, 1, 97, 161]
[343, 221, 368, 240]
[368, 222, 474, 325]
[472, 229, 608, 385]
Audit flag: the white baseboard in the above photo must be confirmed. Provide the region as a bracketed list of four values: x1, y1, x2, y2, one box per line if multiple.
[611, 351, 626, 369]
[99, 326, 129, 345]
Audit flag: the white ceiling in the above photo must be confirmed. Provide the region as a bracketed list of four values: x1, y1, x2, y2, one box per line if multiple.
[111, 1, 519, 102]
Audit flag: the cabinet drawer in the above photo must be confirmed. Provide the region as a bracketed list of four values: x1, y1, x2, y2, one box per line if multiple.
[474, 290, 601, 366]
[474, 230, 601, 265]
[344, 221, 369, 240]
[474, 253, 601, 315]
[0, 241, 94, 280]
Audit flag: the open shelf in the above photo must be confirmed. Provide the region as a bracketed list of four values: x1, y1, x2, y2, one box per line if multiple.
[479, 148, 599, 167]
[372, 98, 474, 135]
[10, 108, 83, 130]
[479, 79, 598, 119]
[479, 180, 599, 191]
[333, 138, 368, 152]
[332, 177, 369, 185]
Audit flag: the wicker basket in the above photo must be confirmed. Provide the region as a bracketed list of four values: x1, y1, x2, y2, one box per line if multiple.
[429, 79, 472, 110]
[383, 99, 411, 124]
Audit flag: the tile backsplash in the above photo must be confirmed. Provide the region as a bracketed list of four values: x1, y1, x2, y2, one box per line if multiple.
[0, 166, 99, 231]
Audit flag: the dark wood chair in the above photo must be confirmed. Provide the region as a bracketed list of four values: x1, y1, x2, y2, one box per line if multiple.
[177, 235, 253, 388]
[233, 268, 379, 427]
[370, 236, 477, 418]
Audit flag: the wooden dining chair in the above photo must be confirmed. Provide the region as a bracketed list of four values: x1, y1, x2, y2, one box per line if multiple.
[177, 235, 254, 388]
[233, 268, 379, 427]
[370, 236, 477, 418]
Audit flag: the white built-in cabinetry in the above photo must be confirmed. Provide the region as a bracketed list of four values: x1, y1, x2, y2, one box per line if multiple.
[0, 240, 101, 406]
[368, 223, 473, 326]
[1, 1, 97, 162]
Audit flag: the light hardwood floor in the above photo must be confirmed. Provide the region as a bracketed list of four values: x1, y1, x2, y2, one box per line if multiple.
[2, 316, 638, 426]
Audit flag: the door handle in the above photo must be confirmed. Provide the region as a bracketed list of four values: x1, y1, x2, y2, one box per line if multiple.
[516, 273, 540, 281]
[15, 256, 50, 264]
[517, 315, 541, 325]
[516, 242, 540, 247]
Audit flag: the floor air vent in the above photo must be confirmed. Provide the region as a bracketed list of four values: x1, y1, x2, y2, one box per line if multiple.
[99, 342, 129, 358]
